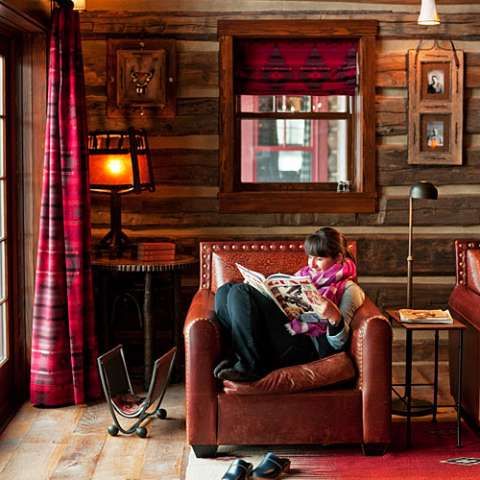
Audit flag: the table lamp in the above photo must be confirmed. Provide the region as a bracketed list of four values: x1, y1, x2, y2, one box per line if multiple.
[407, 181, 438, 308]
[89, 128, 155, 257]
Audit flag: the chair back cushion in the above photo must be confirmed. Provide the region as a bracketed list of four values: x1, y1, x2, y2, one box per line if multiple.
[199, 240, 356, 292]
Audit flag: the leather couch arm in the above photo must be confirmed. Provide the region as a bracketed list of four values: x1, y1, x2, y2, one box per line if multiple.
[349, 297, 392, 445]
[183, 288, 221, 446]
[449, 285, 480, 331]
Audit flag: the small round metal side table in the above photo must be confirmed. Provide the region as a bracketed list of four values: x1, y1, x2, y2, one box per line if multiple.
[93, 255, 197, 386]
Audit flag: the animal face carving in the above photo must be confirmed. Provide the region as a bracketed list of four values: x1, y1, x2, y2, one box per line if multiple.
[130, 69, 155, 95]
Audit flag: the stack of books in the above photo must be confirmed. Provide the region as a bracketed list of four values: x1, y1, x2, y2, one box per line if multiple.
[136, 242, 176, 262]
[398, 309, 453, 324]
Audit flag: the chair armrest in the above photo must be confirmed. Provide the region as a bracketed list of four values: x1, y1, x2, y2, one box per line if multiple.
[184, 288, 221, 446]
[449, 285, 480, 331]
[349, 297, 392, 445]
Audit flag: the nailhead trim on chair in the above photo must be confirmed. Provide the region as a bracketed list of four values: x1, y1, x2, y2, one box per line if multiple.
[199, 240, 357, 290]
[455, 240, 480, 286]
[455, 240, 480, 285]
[199, 241, 305, 290]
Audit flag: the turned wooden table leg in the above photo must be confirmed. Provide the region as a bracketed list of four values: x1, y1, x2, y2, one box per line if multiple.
[144, 271, 153, 389]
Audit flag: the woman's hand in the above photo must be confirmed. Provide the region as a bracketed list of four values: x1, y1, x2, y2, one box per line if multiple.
[315, 297, 342, 326]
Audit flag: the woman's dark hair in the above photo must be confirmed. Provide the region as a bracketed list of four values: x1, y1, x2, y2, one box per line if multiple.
[304, 227, 354, 261]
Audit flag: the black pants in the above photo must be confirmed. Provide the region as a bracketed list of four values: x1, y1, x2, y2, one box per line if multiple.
[215, 282, 322, 377]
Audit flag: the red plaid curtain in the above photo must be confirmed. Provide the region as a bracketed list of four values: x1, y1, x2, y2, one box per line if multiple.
[30, 3, 100, 406]
[235, 39, 358, 96]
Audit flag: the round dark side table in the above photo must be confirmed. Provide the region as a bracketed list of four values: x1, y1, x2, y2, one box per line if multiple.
[92, 255, 197, 386]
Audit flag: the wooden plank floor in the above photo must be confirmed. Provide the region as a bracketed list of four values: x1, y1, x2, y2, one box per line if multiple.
[0, 384, 187, 480]
[0, 364, 456, 479]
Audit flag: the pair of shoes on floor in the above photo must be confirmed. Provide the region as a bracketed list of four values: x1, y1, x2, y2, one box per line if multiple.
[221, 452, 291, 480]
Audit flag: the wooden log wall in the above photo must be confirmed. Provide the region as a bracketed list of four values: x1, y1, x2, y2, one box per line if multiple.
[80, 2, 480, 313]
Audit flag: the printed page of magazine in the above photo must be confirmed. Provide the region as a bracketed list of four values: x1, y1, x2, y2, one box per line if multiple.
[236, 263, 311, 316]
[265, 277, 327, 322]
[235, 263, 283, 309]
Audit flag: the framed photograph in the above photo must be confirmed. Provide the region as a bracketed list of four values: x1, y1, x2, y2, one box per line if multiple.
[421, 114, 450, 153]
[421, 62, 450, 101]
[107, 39, 176, 118]
[408, 45, 463, 165]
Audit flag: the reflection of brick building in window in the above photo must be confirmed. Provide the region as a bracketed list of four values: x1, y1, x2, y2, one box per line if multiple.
[240, 95, 349, 184]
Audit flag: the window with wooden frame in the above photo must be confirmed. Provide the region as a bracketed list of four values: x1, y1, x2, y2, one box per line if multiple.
[218, 20, 378, 213]
[0, 34, 16, 425]
[0, 48, 6, 367]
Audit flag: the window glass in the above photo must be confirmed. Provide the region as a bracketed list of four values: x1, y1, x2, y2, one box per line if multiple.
[0, 241, 4, 301]
[256, 119, 311, 147]
[0, 180, 4, 239]
[327, 119, 349, 183]
[254, 150, 312, 182]
[0, 119, 4, 178]
[0, 56, 3, 117]
[276, 96, 311, 113]
[0, 302, 5, 362]
[240, 95, 275, 112]
[239, 95, 348, 113]
[240, 119, 348, 183]
[0, 52, 6, 364]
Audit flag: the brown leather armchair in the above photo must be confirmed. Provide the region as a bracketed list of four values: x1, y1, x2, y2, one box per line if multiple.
[184, 240, 392, 457]
[449, 240, 480, 427]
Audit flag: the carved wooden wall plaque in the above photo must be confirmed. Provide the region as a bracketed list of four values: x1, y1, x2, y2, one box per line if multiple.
[107, 39, 176, 118]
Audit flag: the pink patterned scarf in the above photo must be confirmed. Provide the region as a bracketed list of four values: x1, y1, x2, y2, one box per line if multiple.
[286, 258, 357, 336]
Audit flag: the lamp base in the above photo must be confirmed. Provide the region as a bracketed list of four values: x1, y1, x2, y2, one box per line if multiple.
[95, 191, 136, 259]
[96, 228, 134, 259]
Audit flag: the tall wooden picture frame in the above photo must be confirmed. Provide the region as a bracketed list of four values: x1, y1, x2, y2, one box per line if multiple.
[408, 44, 463, 165]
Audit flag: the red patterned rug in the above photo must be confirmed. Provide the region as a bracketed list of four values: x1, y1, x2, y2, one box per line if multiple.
[185, 421, 480, 479]
[280, 421, 480, 479]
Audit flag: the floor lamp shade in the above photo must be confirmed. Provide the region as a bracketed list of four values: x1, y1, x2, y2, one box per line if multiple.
[410, 181, 438, 200]
[88, 128, 155, 257]
[407, 181, 438, 308]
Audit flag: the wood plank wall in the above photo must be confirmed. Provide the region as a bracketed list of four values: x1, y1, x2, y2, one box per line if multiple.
[80, 2, 480, 310]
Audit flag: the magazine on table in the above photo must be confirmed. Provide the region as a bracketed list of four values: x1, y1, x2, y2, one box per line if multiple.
[398, 308, 453, 324]
[235, 263, 329, 325]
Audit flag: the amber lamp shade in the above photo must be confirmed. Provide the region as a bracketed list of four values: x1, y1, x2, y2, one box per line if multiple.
[88, 128, 155, 257]
[89, 153, 151, 189]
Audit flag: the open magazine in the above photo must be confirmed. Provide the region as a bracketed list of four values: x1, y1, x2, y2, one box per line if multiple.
[398, 309, 453, 324]
[236, 263, 329, 325]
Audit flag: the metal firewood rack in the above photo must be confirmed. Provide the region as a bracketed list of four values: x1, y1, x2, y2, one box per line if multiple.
[97, 345, 176, 437]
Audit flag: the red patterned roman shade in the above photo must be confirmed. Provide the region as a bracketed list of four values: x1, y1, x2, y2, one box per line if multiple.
[234, 39, 358, 96]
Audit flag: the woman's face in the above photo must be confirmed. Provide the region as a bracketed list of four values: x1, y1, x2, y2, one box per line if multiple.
[308, 255, 339, 272]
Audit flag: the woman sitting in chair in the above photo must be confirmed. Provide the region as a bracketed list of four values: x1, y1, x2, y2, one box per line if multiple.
[214, 226, 365, 382]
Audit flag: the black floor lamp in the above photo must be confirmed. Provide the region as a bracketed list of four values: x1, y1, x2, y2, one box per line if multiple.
[407, 181, 438, 308]
[88, 128, 155, 258]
